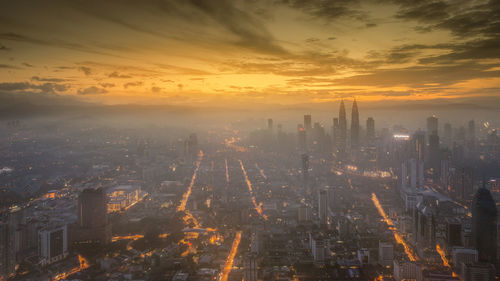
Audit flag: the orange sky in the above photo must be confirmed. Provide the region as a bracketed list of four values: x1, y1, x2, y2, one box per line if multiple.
[0, 0, 499, 107]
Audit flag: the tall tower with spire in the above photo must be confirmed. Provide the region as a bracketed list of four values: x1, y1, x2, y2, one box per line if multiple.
[350, 99, 359, 149]
[338, 100, 347, 150]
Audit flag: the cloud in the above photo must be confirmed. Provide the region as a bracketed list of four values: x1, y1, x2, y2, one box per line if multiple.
[78, 66, 92, 75]
[77, 86, 108, 95]
[123, 81, 143, 89]
[0, 64, 20, 69]
[22, 62, 34, 67]
[31, 76, 68, 83]
[395, 1, 450, 23]
[277, 0, 365, 21]
[99, 83, 115, 88]
[0, 81, 70, 93]
[151, 86, 162, 93]
[0, 43, 10, 51]
[109, 71, 132, 79]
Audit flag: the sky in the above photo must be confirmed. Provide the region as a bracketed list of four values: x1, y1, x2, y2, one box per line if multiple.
[0, 0, 499, 108]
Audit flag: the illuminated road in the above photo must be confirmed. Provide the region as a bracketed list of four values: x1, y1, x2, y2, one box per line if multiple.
[220, 231, 242, 281]
[53, 255, 89, 281]
[225, 158, 230, 184]
[255, 163, 267, 180]
[239, 160, 268, 220]
[371, 193, 418, 261]
[177, 150, 204, 212]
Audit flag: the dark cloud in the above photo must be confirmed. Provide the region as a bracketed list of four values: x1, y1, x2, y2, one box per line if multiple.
[331, 62, 500, 88]
[0, 81, 70, 93]
[109, 71, 132, 79]
[277, 0, 365, 21]
[78, 66, 92, 75]
[22, 62, 34, 67]
[151, 86, 162, 93]
[77, 86, 108, 95]
[0, 32, 120, 57]
[0, 64, 20, 69]
[31, 76, 68, 82]
[0, 43, 10, 51]
[395, 1, 450, 23]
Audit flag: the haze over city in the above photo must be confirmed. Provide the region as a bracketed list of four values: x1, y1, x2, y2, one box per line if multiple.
[0, 1, 499, 281]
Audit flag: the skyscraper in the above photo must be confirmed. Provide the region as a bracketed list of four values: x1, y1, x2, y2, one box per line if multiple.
[366, 117, 375, 141]
[427, 115, 438, 136]
[444, 123, 452, 148]
[72, 188, 111, 245]
[472, 187, 497, 265]
[304, 115, 312, 131]
[267, 118, 273, 131]
[318, 189, 328, 226]
[351, 99, 359, 149]
[338, 100, 347, 150]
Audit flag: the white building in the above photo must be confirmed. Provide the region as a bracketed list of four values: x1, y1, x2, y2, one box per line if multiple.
[38, 224, 68, 266]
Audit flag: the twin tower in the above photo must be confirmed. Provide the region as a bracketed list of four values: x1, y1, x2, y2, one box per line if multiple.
[334, 99, 359, 150]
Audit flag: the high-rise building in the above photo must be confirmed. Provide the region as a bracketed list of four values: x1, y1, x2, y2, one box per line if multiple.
[412, 131, 426, 161]
[304, 115, 312, 131]
[243, 253, 258, 281]
[366, 117, 375, 141]
[301, 154, 309, 183]
[444, 123, 452, 148]
[297, 126, 306, 152]
[427, 115, 438, 136]
[267, 118, 273, 131]
[427, 134, 440, 178]
[471, 187, 497, 265]
[39, 224, 68, 266]
[452, 247, 478, 272]
[318, 189, 328, 226]
[459, 262, 495, 281]
[351, 99, 360, 149]
[378, 242, 394, 267]
[72, 188, 111, 245]
[339, 100, 347, 151]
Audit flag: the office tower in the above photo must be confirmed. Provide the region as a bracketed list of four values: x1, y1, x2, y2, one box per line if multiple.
[467, 120, 476, 157]
[39, 224, 68, 266]
[310, 234, 328, 263]
[304, 115, 312, 131]
[366, 117, 375, 140]
[297, 126, 306, 151]
[409, 158, 424, 189]
[318, 189, 328, 226]
[401, 162, 408, 189]
[444, 123, 452, 148]
[350, 99, 359, 149]
[339, 100, 347, 150]
[427, 134, 440, 177]
[73, 188, 111, 245]
[244, 254, 258, 281]
[332, 118, 339, 144]
[427, 115, 438, 136]
[471, 187, 497, 265]
[378, 242, 394, 267]
[267, 118, 273, 131]
[184, 133, 199, 160]
[453, 167, 473, 200]
[301, 154, 309, 183]
[412, 131, 426, 161]
[445, 218, 462, 248]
